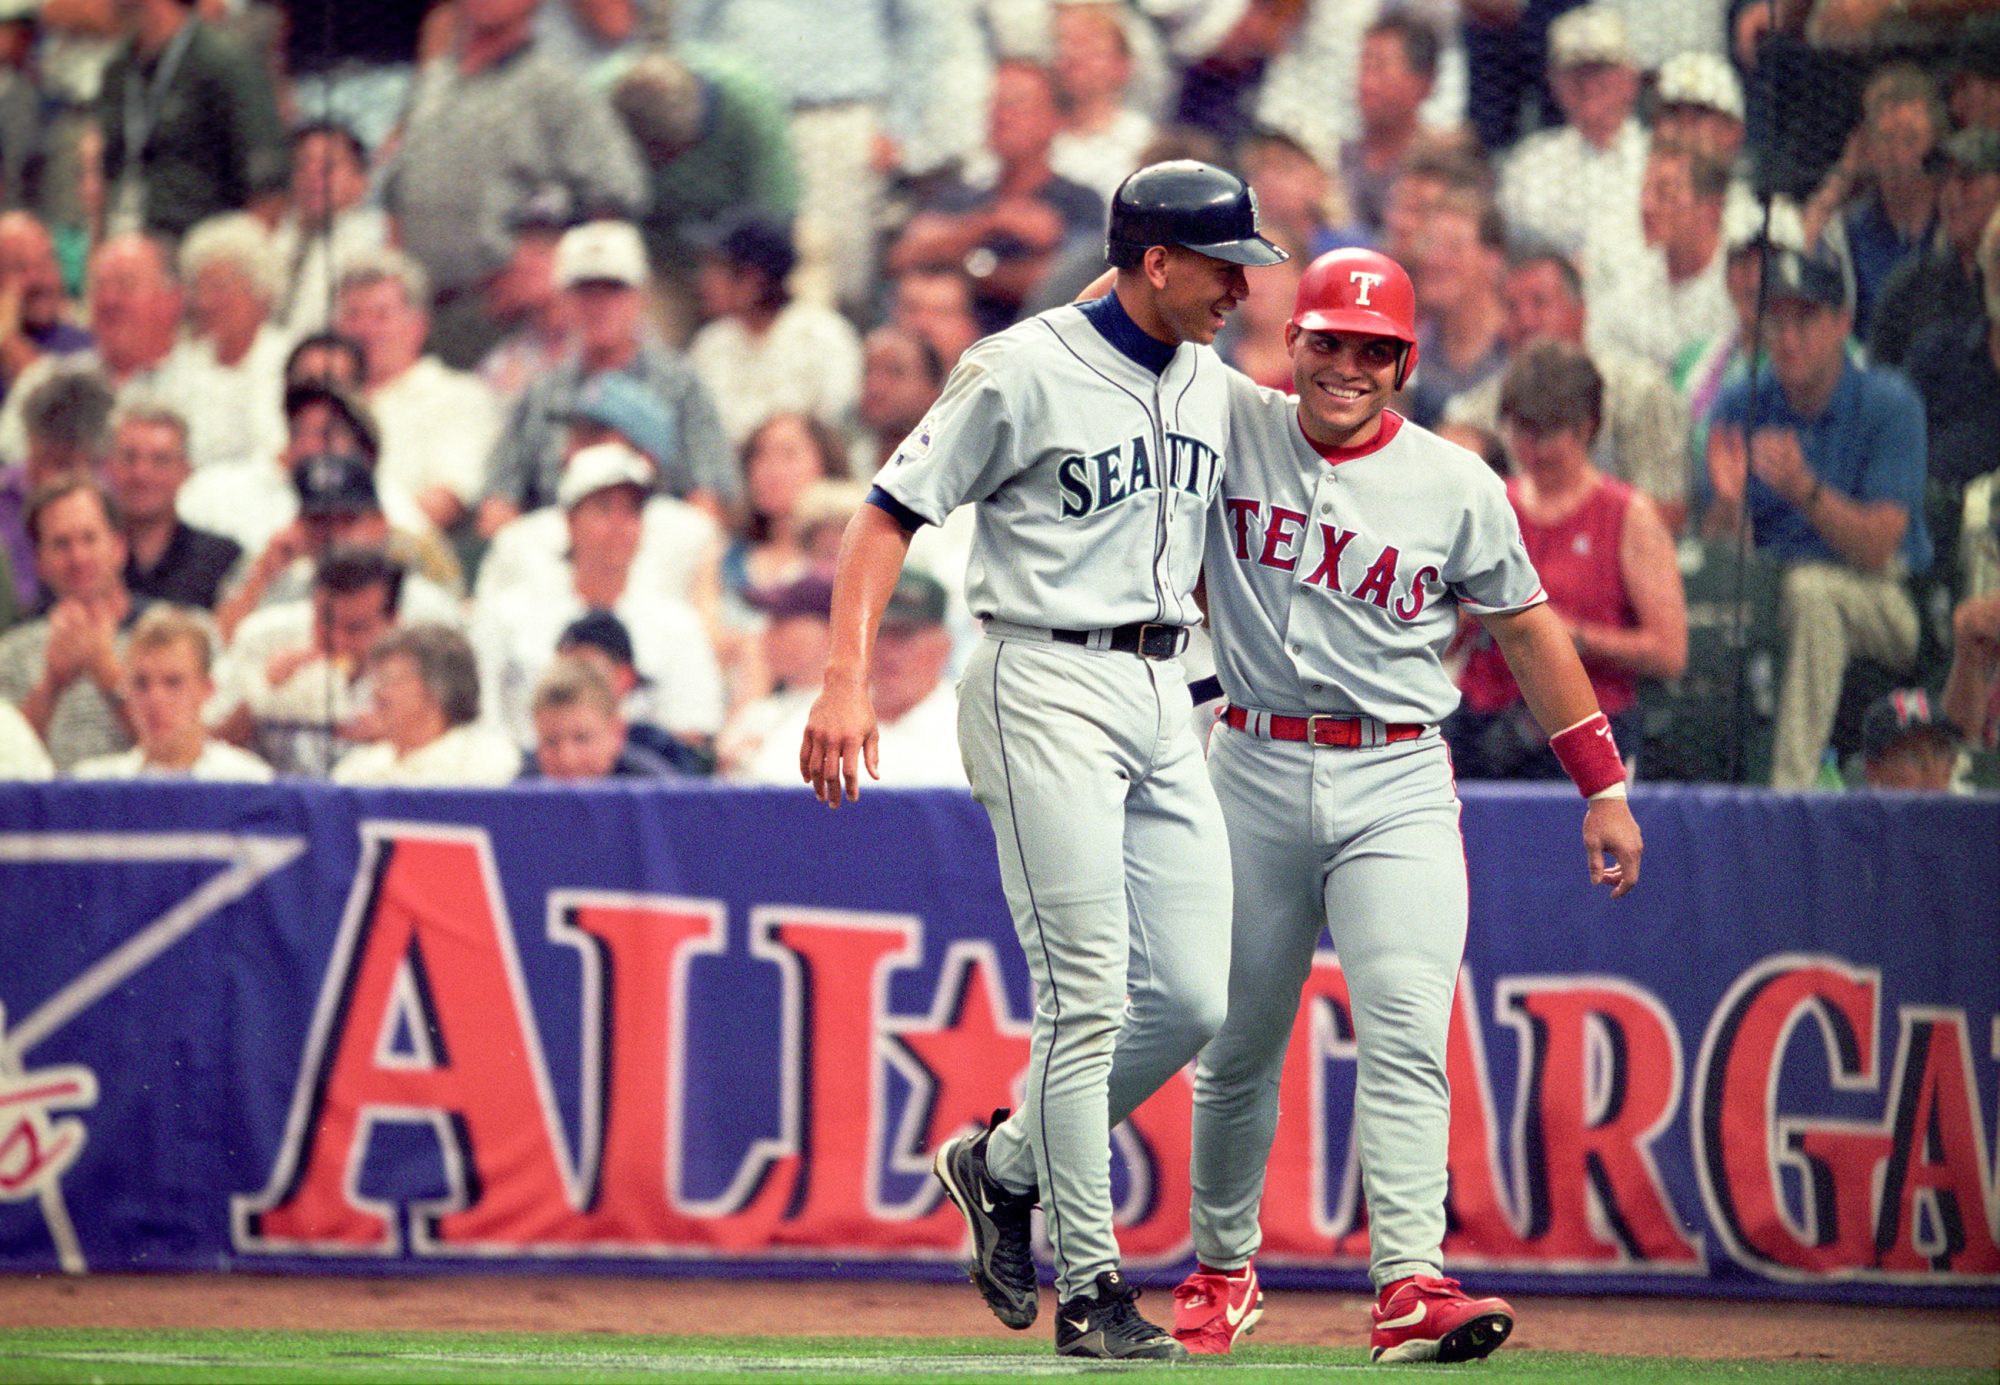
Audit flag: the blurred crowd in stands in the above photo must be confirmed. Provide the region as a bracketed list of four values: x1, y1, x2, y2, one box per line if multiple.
[0, 0, 1993, 793]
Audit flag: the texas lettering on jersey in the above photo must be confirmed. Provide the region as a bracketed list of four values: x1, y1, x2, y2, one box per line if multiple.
[1220, 496, 1441, 625]
[1057, 431, 1224, 519]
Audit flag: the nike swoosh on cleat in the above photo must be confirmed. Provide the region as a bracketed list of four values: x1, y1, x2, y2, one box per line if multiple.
[1064, 1317, 1091, 1334]
[1377, 1302, 1427, 1331]
[1224, 1293, 1254, 1328]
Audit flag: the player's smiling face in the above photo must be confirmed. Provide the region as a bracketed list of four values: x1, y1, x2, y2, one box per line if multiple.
[1154, 247, 1250, 345]
[1286, 325, 1401, 447]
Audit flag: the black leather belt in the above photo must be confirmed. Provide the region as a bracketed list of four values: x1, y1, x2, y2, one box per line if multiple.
[1051, 622, 1190, 660]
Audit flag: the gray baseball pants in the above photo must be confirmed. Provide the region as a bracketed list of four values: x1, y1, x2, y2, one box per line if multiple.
[1192, 722, 1467, 1290]
[957, 632, 1233, 1302]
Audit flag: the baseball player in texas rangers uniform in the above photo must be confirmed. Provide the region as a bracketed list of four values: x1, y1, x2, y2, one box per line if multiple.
[1164, 248, 1644, 1364]
[800, 162, 1288, 1360]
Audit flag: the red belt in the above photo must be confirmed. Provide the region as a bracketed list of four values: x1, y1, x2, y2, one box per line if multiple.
[1221, 704, 1425, 748]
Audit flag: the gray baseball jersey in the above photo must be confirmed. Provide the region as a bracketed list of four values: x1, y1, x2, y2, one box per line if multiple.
[879, 299, 1234, 1305]
[1202, 375, 1546, 724]
[1191, 381, 1546, 1293]
[875, 305, 1230, 632]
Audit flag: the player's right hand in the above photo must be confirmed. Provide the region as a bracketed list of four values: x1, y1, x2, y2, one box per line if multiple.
[800, 676, 880, 808]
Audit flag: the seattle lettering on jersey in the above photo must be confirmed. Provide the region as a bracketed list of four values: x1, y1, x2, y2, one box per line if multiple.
[1057, 431, 1223, 519]
[1222, 495, 1441, 624]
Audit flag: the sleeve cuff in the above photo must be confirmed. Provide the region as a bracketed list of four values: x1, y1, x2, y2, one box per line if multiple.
[866, 485, 929, 533]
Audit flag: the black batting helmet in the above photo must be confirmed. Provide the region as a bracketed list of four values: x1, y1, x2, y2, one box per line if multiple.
[1106, 161, 1290, 269]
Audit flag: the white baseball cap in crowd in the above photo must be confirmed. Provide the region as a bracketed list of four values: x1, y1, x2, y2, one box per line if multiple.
[1548, 4, 1633, 69]
[555, 220, 649, 289]
[1656, 51, 1745, 123]
[557, 440, 657, 509]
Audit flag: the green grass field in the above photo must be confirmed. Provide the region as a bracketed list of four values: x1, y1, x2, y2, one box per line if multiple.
[0, 1330, 1987, 1385]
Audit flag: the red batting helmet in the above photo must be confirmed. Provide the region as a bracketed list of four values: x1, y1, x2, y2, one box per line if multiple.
[1290, 248, 1420, 388]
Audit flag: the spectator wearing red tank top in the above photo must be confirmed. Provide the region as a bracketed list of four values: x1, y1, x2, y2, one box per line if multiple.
[1446, 341, 1687, 780]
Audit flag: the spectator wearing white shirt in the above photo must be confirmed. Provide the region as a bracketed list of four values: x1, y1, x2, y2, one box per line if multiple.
[0, 699, 50, 778]
[475, 372, 720, 607]
[183, 386, 453, 622]
[735, 570, 965, 787]
[211, 449, 463, 642]
[209, 546, 453, 779]
[471, 441, 725, 752]
[1577, 50, 1748, 276]
[1048, 3, 1158, 207]
[0, 234, 184, 465]
[332, 622, 519, 787]
[335, 248, 503, 532]
[72, 605, 271, 781]
[1446, 248, 1692, 532]
[270, 121, 391, 341]
[1497, 5, 1648, 262]
[1587, 141, 1734, 376]
[686, 217, 863, 449]
[169, 213, 290, 472]
[176, 378, 371, 559]
[715, 573, 833, 777]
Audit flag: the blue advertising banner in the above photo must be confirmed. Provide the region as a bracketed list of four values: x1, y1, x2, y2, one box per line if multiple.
[0, 781, 1993, 1305]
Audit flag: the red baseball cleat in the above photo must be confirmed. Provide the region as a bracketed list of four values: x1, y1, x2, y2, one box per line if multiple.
[1368, 1274, 1514, 1364]
[1170, 1262, 1264, 1355]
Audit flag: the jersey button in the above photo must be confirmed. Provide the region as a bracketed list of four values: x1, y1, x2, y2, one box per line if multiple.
[1290, 643, 1302, 653]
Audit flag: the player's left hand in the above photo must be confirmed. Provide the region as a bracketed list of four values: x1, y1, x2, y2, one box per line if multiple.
[1583, 796, 1642, 899]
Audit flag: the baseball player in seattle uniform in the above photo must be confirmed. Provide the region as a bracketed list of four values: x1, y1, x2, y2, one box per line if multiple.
[800, 162, 1288, 1360]
[1165, 248, 1644, 1364]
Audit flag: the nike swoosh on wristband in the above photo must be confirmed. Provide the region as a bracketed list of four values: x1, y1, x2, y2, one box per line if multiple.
[1377, 1302, 1426, 1331]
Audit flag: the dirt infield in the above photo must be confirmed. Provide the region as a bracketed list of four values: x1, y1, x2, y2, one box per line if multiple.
[1, 1275, 1994, 1372]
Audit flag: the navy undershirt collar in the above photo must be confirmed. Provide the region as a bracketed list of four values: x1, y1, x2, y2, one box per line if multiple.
[1080, 290, 1178, 375]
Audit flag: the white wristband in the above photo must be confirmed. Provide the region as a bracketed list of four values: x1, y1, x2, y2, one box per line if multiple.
[1588, 782, 1629, 801]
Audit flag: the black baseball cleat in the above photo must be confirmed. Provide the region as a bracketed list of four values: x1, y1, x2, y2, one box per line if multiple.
[933, 1109, 1039, 1329]
[1054, 1270, 1189, 1361]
